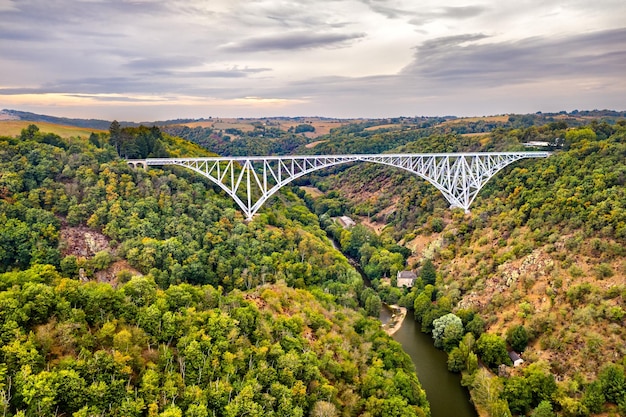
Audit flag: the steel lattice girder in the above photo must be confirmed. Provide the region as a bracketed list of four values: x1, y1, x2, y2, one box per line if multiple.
[131, 152, 549, 219]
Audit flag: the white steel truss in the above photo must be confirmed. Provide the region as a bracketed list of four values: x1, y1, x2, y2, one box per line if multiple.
[128, 152, 550, 220]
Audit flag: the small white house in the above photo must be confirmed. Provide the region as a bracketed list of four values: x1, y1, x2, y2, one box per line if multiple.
[397, 270, 417, 288]
[508, 351, 524, 367]
[338, 216, 356, 228]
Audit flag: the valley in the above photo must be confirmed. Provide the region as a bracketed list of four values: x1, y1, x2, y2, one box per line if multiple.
[0, 110, 624, 417]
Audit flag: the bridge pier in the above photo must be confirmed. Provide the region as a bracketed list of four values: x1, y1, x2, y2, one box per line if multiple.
[127, 160, 148, 169]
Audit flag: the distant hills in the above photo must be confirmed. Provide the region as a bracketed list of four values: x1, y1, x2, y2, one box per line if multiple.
[0, 109, 118, 130]
[3, 108, 625, 132]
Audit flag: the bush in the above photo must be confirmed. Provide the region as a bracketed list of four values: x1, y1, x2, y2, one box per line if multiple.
[507, 325, 529, 352]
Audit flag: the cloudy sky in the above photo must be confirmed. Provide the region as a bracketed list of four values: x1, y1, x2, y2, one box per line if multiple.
[1, 0, 625, 120]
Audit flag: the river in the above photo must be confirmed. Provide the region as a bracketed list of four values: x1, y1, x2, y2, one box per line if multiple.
[391, 311, 477, 417]
[324, 227, 477, 417]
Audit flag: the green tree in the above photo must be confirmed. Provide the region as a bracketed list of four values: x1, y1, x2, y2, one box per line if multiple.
[419, 259, 436, 285]
[432, 313, 463, 351]
[530, 400, 555, 417]
[21, 124, 40, 140]
[506, 325, 529, 352]
[524, 362, 557, 406]
[465, 315, 485, 339]
[581, 380, 605, 414]
[365, 294, 382, 317]
[109, 120, 122, 155]
[598, 363, 626, 405]
[475, 333, 511, 370]
[503, 376, 533, 415]
[447, 347, 465, 372]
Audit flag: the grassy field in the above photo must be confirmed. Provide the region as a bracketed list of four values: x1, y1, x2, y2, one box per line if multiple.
[437, 115, 510, 126]
[0, 120, 104, 138]
[364, 123, 404, 131]
[178, 117, 353, 138]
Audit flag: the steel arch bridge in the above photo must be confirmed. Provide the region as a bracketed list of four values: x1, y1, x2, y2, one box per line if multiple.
[127, 152, 550, 220]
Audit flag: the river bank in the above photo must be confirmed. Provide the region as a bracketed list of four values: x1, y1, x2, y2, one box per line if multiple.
[382, 304, 407, 335]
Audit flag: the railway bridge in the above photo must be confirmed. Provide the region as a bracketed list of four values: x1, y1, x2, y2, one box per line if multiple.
[127, 152, 550, 220]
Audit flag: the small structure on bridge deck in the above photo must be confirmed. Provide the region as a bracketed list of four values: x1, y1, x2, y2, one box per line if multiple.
[397, 270, 417, 288]
[522, 141, 551, 148]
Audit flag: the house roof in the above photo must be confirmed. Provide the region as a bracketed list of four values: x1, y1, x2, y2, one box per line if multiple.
[508, 351, 522, 362]
[397, 270, 417, 279]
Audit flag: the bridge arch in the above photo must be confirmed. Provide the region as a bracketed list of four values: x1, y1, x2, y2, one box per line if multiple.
[128, 152, 549, 220]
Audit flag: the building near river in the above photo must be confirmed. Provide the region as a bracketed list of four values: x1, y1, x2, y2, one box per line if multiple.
[337, 216, 356, 228]
[397, 270, 417, 287]
[508, 351, 524, 367]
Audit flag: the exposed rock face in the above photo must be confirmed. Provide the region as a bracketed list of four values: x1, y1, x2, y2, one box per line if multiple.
[457, 249, 554, 311]
[59, 226, 142, 285]
[60, 226, 110, 257]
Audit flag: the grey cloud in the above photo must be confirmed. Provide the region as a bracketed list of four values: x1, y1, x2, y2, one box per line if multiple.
[40, 76, 163, 95]
[125, 56, 207, 71]
[409, 5, 488, 26]
[403, 28, 626, 85]
[230, 27, 626, 109]
[142, 68, 272, 78]
[124, 57, 271, 78]
[255, 1, 351, 29]
[188, 68, 271, 78]
[221, 31, 366, 52]
[417, 33, 490, 52]
[0, 28, 56, 41]
[0, 88, 51, 95]
[441, 6, 487, 19]
[63, 94, 152, 103]
[359, 0, 413, 19]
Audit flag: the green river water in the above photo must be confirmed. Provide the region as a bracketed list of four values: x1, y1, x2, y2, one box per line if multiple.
[390, 311, 477, 417]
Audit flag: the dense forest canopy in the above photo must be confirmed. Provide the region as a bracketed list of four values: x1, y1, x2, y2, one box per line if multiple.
[0, 124, 429, 416]
[0, 112, 625, 417]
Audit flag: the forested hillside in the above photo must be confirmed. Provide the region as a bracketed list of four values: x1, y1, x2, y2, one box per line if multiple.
[301, 120, 626, 417]
[2, 113, 625, 417]
[0, 126, 430, 416]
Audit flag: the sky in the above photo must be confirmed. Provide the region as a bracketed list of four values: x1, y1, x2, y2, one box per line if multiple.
[1, 0, 625, 121]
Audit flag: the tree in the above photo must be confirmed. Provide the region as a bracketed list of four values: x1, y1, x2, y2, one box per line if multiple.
[89, 132, 100, 147]
[311, 401, 337, 417]
[524, 362, 557, 406]
[419, 259, 436, 285]
[465, 315, 485, 339]
[581, 380, 605, 414]
[432, 313, 463, 351]
[598, 363, 626, 405]
[294, 124, 315, 134]
[21, 124, 40, 140]
[471, 369, 512, 417]
[475, 333, 511, 370]
[503, 376, 533, 415]
[506, 325, 529, 352]
[365, 294, 382, 317]
[530, 401, 555, 417]
[109, 120, 122, 155]
[447, 347, 465, 372]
